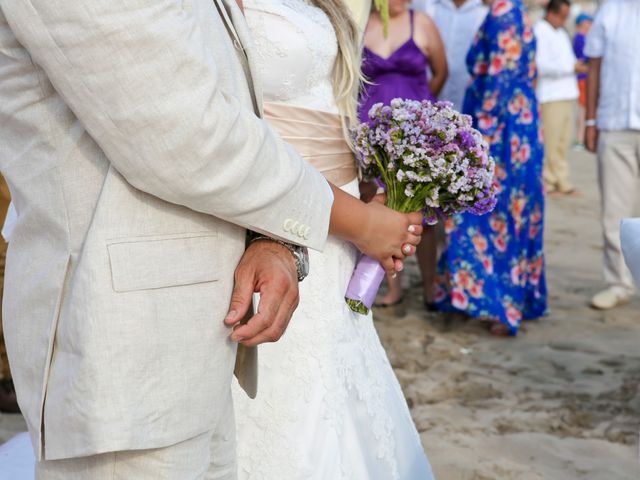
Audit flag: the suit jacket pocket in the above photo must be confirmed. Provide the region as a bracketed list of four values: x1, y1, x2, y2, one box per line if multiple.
[107, 232, 219, 292]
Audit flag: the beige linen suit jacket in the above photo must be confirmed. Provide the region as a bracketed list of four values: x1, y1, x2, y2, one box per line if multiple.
[0, 0, 333, 461]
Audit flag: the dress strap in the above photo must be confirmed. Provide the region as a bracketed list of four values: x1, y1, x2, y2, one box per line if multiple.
[409, 10, 414, 37]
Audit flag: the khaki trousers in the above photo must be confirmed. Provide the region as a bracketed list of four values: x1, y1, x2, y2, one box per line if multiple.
[37, 390, 237, 480]
[0, 175, 10, 380]
[598, 130, 640, 291]
[541, 100, 575, 192]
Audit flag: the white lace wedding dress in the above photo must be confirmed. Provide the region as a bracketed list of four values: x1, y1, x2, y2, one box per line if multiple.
[232, 1, 434, 479]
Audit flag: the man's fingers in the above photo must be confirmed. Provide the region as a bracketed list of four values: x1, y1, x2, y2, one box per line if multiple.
[240, 307, 293, 347]
[238, 290, 298, 347]
[230, 306, 271, 343]
[229, 290, 279, 342]
[224, 270, 255, 327]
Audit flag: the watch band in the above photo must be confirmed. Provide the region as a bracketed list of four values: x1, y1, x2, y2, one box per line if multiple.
[585, 119, 597, 127]
[247, 233, 309, 282]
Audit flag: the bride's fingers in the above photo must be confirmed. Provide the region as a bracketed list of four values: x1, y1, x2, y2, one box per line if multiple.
[407, 212, 423, 226]
[401, 243, 416, 256]
[408, 224, 424, 236]
[371, 192, 387, 205]
[393, 258, 404, 272]
[381, 257, 397, 276]
[405, 233, 422, 246]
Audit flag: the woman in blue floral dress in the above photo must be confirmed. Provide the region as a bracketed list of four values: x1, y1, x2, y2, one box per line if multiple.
[434, 0, 547, 335]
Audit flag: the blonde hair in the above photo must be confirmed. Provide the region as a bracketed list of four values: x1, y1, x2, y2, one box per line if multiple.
[311, 0, 363, 126]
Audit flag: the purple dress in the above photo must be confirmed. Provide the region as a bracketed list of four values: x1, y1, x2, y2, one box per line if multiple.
[359, 11, 435, 122]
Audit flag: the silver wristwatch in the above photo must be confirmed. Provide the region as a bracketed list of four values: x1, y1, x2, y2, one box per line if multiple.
[248, 234, 310, 282]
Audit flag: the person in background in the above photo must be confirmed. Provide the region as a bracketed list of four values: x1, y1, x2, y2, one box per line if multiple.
[414, 0, 488, 111]
[435, 0, 547, 335]
[0, 175, 18, 414]
[360, 0, 448, 310]
[534, 0, 585, 195]
[410, 0, 488, 313]
[573, 12, 593, 149]
[585, 0, 640, 310]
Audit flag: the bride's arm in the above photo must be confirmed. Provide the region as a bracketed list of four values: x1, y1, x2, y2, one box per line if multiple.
[328, 184, 423, 275]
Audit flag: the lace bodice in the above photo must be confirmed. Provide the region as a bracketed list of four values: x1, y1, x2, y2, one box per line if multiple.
[244, 0, 339, 113]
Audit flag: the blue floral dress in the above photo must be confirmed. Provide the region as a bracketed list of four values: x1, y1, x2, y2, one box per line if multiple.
[434, 0, 547, 334]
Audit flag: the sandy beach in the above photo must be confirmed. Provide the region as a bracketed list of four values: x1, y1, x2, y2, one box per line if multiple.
[375, 149, 640, 479]
[0, 149, 638, 479]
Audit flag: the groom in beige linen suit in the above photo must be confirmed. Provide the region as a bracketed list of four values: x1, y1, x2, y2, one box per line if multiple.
[0, 0, 335, 478]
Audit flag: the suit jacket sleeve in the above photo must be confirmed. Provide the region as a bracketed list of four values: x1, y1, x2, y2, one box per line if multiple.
[1, 0, 333, 250]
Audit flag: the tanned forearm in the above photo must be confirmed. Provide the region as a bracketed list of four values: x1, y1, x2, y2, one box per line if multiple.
[586, 58, 601, 122]
[427, 37, 448, 97]
[328, 183, 372, 245]
[585, 57, 602, 152]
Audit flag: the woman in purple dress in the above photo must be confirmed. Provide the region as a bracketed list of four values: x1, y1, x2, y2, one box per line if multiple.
[360, 0, 447, 310]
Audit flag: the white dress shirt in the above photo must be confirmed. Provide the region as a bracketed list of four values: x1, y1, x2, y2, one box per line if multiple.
[585, 0, 640, 131]
[534, 19, 579, 104]
[413, 0, 488, 111]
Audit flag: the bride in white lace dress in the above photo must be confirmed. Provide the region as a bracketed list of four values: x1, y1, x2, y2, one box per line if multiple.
[232, 1, 435, 478]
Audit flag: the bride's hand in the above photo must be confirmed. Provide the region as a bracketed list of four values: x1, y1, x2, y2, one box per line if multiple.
[355, 199, 423, 275]
[328, 183, 422, 275]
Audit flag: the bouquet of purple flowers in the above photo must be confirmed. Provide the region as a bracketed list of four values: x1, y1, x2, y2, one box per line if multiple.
[345, 98, 497, 314]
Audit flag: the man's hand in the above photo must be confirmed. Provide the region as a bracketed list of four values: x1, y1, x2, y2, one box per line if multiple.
[224, 240, 299, 347]
[585, 125, 599, 153]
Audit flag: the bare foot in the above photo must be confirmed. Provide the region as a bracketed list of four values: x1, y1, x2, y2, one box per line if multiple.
[373, 294, 404, 308]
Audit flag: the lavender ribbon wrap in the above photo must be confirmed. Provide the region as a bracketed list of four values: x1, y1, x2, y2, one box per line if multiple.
[345, 254, 386, 314]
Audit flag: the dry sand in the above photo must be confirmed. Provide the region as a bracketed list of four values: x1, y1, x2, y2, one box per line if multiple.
[0, 150, 638, 479]
[374, 149, 640, 479]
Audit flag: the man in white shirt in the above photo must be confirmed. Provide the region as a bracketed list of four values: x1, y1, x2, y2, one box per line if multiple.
[585, 0, 640, 310]
[534, 0, 586, 195]
[413, 0, 488, 111]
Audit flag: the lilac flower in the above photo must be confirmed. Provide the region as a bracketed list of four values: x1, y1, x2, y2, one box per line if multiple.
[352, 98, 497, 220]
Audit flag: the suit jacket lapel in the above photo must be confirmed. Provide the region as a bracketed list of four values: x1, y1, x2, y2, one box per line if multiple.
[213, 0, 264, 117]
